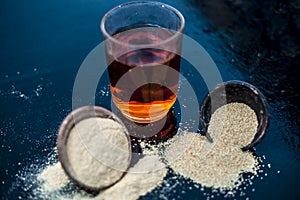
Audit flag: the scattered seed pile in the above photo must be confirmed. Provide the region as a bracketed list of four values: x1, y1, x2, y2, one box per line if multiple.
[38, 162, 69, 192]
[37, 155, 167, 200]
[65, 117, 131, 189]
[32, 102, 261, 198]
[92, 155, 167, 200]
[164, 102, 259, 191]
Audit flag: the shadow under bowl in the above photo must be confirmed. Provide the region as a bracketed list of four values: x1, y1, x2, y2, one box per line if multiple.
[199, 80, 270, 151]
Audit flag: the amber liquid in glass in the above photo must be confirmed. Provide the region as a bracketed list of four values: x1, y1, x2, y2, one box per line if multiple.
[107, 26, 181, 123]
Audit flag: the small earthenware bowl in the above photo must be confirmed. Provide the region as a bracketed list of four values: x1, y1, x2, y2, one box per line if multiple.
[57, 106, 132, 191]
[199, 80, 269, 151]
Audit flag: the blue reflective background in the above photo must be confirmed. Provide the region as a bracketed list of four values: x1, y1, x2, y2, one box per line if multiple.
[1, 0, 299, 199]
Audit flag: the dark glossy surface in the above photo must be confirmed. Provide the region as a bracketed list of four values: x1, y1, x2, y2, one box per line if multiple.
[1, 0, 299, 199]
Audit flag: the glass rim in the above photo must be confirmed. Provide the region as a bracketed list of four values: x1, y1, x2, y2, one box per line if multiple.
[100, 1, 185, 48]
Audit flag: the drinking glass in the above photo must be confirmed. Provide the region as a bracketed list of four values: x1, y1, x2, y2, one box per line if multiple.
[101, 1, 185, 123]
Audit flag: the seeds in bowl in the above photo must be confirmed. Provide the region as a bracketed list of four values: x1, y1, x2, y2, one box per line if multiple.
[65, 117, 131, 190]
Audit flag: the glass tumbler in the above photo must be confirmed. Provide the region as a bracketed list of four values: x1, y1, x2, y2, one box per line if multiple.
[101, 1, 185, 123]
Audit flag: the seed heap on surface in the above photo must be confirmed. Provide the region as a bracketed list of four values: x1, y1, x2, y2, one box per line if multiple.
[37, 155, 167, 200]
[35, 102, 261, 199]
[164, 103, 259, 191]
